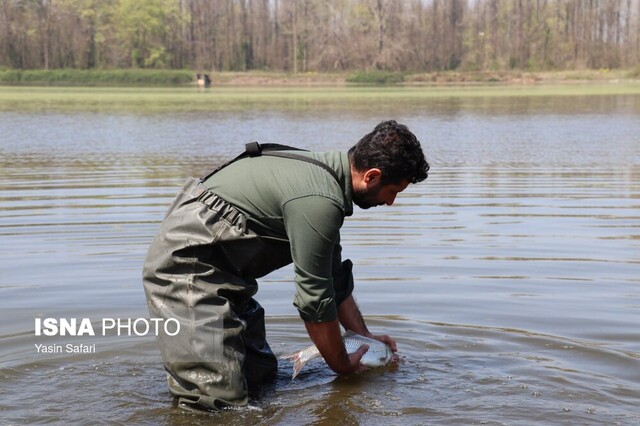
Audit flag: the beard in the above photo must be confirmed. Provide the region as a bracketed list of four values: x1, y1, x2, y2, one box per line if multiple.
[352, 186, 383, 210]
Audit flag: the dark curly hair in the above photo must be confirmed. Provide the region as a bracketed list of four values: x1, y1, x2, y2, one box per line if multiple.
[348, 120, 429, 184]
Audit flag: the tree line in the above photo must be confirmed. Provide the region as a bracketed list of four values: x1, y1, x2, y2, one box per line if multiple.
[1, 0, 639, 73]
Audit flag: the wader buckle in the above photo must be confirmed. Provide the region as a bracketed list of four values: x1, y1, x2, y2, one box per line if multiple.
[245, 142, 262, 157]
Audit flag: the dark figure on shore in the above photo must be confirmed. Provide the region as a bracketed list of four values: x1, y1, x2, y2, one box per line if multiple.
[196, 73, 211, 88]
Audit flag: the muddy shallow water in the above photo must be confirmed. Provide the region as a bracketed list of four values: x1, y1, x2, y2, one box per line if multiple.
[1, 89, 639, 425]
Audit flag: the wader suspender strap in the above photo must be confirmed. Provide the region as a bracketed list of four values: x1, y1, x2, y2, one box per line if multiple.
[200, 142, 341, 184]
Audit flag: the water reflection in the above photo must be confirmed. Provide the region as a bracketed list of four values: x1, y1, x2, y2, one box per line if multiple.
[1, 86, 640, 116]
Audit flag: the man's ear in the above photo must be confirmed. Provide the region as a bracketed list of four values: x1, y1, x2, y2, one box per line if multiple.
[363, 168, 382, 184]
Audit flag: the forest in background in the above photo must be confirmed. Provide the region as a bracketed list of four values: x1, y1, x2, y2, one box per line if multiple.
[1, 0, 639, 74]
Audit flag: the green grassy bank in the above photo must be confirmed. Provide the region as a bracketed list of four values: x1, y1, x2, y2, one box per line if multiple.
[0, 69, 195, 86]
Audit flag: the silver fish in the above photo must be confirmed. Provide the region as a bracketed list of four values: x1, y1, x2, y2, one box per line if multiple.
[280, 331, 394, 379]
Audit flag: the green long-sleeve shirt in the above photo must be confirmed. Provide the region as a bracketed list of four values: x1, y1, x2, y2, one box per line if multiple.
[203, 151, 354, 323]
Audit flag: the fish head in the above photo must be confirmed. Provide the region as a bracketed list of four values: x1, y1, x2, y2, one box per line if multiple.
[368, 342, 394, 364]
[383, 345, 394, 363]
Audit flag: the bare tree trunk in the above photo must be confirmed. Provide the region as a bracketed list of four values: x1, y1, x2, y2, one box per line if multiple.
[37, 0, 52, 69]
[490, 0, 499, 67]
[292, 1, 297, 73]
[637, 0, 640, 63]
[370, 0, 387, 61]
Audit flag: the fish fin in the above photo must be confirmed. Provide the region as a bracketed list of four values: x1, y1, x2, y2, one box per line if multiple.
[279, 351, 306, 379]
[342, 330, 359, 338]
[278, 352, 298, 361]
[291, 356, 305, 379]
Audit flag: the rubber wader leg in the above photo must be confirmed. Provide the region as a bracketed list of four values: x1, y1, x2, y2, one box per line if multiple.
[237, 298, 278, 387]
[161, 287, 249, 412]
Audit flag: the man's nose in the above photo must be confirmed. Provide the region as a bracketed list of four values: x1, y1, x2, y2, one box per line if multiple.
[385, 194, 397, 206]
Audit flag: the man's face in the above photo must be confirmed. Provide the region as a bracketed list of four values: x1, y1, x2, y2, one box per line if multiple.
[353, 178, 410, 209]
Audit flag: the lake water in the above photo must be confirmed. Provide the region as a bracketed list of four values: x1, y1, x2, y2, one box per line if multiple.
[0, 87, 639, 425]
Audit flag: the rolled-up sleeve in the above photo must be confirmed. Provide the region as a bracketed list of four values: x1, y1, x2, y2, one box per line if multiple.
[331, 239, 354, 307]
[282, 195, 346, 322]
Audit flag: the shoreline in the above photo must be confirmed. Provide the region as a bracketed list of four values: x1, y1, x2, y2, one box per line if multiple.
[213, 69, 640, 87]
[1, 68, 639, 88]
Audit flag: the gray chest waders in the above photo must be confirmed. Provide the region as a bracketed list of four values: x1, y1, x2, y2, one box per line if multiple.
[142, 142, 339, 411]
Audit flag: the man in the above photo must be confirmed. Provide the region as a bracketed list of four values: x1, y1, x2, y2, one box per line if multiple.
[142, 120, 429, 411]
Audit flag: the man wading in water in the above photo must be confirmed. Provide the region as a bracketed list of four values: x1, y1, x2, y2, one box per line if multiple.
[142, 120, 429, 411]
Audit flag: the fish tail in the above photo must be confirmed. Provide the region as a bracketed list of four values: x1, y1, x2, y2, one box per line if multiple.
[279, 351, 306, 379]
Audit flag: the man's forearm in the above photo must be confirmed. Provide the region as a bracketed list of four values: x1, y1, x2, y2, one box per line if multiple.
[304, 319, 363, 374]
[337, 294, 371, 337]
[337, 294, 399, 353]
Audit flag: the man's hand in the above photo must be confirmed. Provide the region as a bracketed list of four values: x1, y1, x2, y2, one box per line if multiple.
[367, 333, 399, 362]
[337, 294, 399, 357]
[367, 333, 398, 353]
[348, 343, 370, 372]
